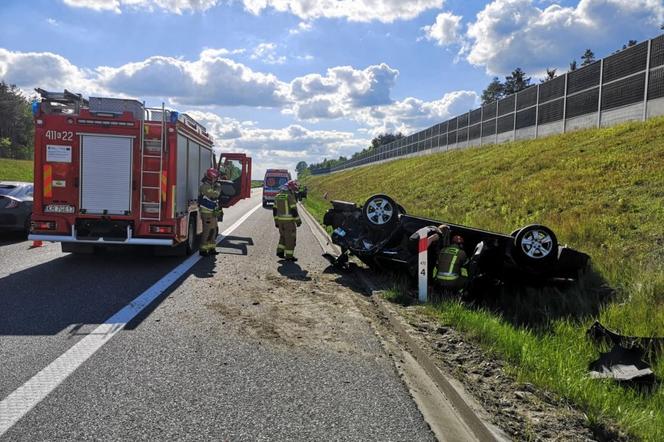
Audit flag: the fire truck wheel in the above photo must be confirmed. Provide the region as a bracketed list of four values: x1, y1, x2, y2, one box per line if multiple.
[184, 215, 199, 255]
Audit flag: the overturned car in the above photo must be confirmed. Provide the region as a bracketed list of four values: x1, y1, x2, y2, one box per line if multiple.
[323, 194, 590, 283]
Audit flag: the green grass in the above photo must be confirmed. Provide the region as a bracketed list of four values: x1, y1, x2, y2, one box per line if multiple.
[251, 180, 263, 188]
[0, 158, 33, 181]
[304, 117, 664, 441]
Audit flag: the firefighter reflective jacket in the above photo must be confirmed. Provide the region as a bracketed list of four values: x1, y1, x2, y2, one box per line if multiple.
[273, 190, 300, 223]
[433, 244, 469, 284]
[198, 180, 221, 213]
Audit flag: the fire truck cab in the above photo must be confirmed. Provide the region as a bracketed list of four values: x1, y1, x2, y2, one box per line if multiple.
[29, 89, 252, 254]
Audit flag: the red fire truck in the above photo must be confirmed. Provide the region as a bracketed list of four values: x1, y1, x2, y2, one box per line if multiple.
[29, 90, 252, 254]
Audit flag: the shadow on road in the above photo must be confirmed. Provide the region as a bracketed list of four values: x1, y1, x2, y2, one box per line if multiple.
[0, 231, 28, 247]
[277, 260, 311, 281]
[0, 247, 184, 335]
[218, 235, 254, 256]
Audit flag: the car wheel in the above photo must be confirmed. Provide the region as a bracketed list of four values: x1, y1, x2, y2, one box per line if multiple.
[514, 224, 557, 265]
[509, 228, 520, 237]
[362, 194, 399, 230]
[185, 216, 199, 255]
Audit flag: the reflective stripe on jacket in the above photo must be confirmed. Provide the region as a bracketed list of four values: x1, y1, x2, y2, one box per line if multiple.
[434, 245, 468, 281]
[273, 191, 300, 222]
[199, 181, 221, 213]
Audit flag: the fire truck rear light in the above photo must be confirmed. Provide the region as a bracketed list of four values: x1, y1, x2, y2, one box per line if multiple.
[32, 221, 56, 230]
[45, 204, 75, 213]
[150, 225, 173, 234]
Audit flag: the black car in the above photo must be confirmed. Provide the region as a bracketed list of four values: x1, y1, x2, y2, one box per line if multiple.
[0, 181, 34, 234]
[322, 194, 589, 283]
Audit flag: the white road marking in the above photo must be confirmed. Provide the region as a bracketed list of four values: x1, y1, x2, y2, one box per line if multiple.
[0, 203, 262, 436]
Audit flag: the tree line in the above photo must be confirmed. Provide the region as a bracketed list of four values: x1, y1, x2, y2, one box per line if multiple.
[304, 132, 404, 174]
[0, 81, 34, 160]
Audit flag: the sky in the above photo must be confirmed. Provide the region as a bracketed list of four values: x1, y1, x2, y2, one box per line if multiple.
[1, 0, 663, 178]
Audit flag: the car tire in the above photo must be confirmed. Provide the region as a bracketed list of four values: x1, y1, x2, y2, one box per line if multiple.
[24, 213, 32, 236]
[185, 215, 199, 255]
[362, 194, 399, 231]
[509, 228, 520, 237]
[514, 224, 558, 267]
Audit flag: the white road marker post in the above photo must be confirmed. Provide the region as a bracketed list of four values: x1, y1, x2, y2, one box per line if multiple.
[417, 227, 436, 303]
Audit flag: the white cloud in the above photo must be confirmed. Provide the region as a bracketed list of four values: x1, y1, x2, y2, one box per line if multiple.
[242, 0, 445, 23]
[97, 49, 289, 106]
[354, 90, 480, 136]
[62, 0, 219, 14]
[463, 0, 664, 75]
[186, 111, 368, 177]
[289, 21, 313, 35]
[289, 63, 399, 120]
[421, 12, 463, 46]
[286, 63, 478, 135]
[250, 43, 287, 65]
[0, 48, 94, 95]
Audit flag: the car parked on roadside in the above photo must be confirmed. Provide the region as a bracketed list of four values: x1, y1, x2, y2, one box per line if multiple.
[0, 181, 34, 234]
[323, 194, 590, 283]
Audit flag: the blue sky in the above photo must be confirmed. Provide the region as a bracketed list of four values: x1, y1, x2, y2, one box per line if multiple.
[1, 0, 662, 177]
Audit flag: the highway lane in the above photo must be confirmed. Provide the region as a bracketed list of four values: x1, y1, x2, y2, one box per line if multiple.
[0, 192, 260, 403]
[0, 191, 436, 441]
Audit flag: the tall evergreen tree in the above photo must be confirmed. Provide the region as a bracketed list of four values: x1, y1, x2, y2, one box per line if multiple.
[481, 77, 505, 105]
[503, 68, 531, 95]
[581, 49, 595, 66]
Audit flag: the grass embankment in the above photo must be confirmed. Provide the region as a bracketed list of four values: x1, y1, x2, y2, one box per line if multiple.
[303, 117, 664, 441]
[0, 158, 33, 181]
[251, 180, 263, 188]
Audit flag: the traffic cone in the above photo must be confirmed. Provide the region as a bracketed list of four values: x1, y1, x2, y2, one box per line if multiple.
[29, 240, 43, 248]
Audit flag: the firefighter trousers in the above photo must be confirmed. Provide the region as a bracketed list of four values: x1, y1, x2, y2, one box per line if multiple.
[200, 211, 218, 252]
[277, 220, 297, 258]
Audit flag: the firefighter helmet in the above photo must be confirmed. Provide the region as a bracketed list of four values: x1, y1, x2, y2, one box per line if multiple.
[287, 180, 299, 192]
[206, 168, 220, 181]
[451, 235, 464, 245]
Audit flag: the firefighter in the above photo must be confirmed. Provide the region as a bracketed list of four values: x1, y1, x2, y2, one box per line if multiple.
[273, 180, 301, 261]
[433, 234, 469, 296]
[198, 167, 222, 256]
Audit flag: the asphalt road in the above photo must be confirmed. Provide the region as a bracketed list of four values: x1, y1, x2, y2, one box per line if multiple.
[0, 191, 435, 441]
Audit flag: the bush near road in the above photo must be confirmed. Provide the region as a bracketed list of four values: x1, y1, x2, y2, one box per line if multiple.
[304, 117, 664, 441]
[0, 158, 33, 181]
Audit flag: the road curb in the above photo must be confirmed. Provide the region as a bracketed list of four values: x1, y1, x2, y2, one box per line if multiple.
[299, 201, 505, 442]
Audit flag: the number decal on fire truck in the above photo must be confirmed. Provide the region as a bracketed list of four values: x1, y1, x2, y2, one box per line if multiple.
[45, 130, 74, 141]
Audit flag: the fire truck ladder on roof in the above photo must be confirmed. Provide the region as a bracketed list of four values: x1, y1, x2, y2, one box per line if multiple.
[139, 104, 165, 221]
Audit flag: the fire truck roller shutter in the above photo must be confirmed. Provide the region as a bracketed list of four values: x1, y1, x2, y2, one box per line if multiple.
[80, 135, 133, 215]
[186, 139, 200, 204]
[176, 134, 188, 214]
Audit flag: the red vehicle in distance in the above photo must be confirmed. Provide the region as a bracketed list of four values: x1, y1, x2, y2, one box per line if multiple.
[262, 169, 291, 207]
